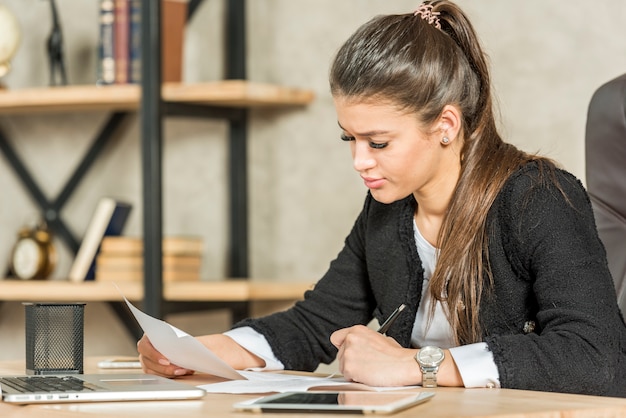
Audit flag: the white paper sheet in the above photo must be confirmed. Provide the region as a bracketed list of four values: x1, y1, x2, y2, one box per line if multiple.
[124, 297, 244, 380]
[200, 371, 415, 394]
[201, 371, 348, 393]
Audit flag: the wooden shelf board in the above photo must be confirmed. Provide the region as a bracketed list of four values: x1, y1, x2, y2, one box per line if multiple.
[163, 280, 251, 301]
[0, 279, 312, 303]
[164, 280, 312, 301]
[163, 81, 315, 107]
[0, 84, 140, 114]
[248, 280, 314, 299]
[0, 280, 143, 302]
[0, 81, 315, 114]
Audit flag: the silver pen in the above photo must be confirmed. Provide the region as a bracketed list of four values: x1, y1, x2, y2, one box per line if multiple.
[377, 303, 407, 334]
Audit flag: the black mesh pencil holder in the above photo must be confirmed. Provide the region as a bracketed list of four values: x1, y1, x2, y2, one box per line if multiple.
[24, 302, 85, 375]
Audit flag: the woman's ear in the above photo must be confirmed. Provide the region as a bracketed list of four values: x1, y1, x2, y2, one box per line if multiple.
[438, 105, 462, 144]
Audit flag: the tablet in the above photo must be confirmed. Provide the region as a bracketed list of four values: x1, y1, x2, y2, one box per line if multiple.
[233, 391, 435, 414]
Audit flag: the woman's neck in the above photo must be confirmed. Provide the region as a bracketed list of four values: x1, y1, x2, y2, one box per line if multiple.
[413, 157, 461, 247]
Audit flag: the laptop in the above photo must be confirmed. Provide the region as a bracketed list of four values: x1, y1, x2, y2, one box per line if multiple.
[0, 373, 206, 404]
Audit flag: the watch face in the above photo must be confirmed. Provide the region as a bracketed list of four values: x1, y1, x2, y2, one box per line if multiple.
[417, 346, 445, 367]
[12, 238, 42, 280]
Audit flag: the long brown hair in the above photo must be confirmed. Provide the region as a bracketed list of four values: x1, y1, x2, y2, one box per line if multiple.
[329, 1, 549, 344]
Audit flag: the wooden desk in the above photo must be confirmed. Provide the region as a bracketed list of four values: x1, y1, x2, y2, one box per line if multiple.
[1, 357, 625, 418]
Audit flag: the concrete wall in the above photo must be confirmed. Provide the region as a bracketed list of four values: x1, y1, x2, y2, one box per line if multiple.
[0, 0, 625, 360]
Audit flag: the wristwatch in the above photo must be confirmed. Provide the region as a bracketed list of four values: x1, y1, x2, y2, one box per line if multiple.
[415, 346, 445, 388]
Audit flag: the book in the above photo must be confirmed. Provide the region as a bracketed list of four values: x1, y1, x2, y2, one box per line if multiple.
[96, 0, 116, 85]
[95, 234, 202, 282]
[128, 0, 187, 84]
[128, 0, 141, 83]
[100, 236, 203, 255]
[161, 0, 187, 82]
[96, 254, 202, 271]
[68, 198, 132, 282]
[96, 269, 200, 282]
[113, 0, 130, 84]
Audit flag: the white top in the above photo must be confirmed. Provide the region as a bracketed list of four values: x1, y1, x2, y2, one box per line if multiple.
[410, 221, 500, 388]
[224, 221, 501, 388]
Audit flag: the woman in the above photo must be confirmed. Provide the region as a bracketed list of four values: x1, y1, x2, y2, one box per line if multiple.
[138, 1, 626, 397]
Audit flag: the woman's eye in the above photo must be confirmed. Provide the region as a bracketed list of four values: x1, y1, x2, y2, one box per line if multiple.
[340, 134, 387, 149]
[369, 142, 388, 149]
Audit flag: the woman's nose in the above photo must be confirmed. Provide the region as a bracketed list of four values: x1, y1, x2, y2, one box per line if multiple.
[352, 142, 375, 172]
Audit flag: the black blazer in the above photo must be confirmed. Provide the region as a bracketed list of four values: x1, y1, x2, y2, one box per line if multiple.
[236, 163, 626, 397]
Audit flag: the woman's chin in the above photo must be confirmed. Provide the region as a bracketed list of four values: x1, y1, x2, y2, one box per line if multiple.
[369, 189, 406, 205]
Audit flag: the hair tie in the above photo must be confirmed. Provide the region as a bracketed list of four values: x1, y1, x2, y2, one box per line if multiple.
[414, 3, 441, 29]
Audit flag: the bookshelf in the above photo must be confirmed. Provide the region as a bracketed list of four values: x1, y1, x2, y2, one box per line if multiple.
[0, 0, 315, 329]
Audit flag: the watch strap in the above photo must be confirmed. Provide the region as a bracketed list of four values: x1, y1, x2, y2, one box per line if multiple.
[421, 367, 438, 388]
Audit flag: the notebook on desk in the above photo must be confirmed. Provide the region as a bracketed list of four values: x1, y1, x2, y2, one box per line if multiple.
[0, 373, 205, 404]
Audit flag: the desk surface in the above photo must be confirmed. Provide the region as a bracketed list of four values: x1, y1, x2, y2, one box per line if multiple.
[1, 358, 625, 418]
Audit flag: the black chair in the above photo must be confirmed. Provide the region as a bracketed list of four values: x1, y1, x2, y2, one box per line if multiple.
[585, 73, 626, 315]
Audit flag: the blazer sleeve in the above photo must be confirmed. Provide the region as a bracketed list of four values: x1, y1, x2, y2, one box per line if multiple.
[486, 166, 626, 396]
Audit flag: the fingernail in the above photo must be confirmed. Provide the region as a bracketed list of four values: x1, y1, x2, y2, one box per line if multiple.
[174, 368, 187, 376]
[158, 359, 170, 366]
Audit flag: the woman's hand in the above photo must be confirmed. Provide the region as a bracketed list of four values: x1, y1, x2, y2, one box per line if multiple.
[137, 334, 194, 377]
[330, 325, 419, 387]
[137, 333, 266, 378]
[330, 325, 463, 387]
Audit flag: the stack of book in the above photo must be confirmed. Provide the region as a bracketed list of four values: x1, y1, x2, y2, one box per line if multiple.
[97, 0, 186, 85]
[95, 236, 203, 282]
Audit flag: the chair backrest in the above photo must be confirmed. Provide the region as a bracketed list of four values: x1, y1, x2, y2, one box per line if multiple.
[585, 73, 626, 315]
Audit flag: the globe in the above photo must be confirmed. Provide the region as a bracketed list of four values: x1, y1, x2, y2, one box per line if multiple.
[0, 4, 21, 78]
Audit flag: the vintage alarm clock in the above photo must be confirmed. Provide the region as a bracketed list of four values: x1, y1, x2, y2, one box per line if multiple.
[9, 222, 56, 280]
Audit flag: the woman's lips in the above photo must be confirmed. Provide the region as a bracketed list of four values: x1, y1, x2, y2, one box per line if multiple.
[362, 177, 385, 189]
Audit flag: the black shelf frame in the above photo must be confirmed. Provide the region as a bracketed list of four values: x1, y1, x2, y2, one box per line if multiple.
[0, 112, 129, 255]
[140, 0, 249, 319]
